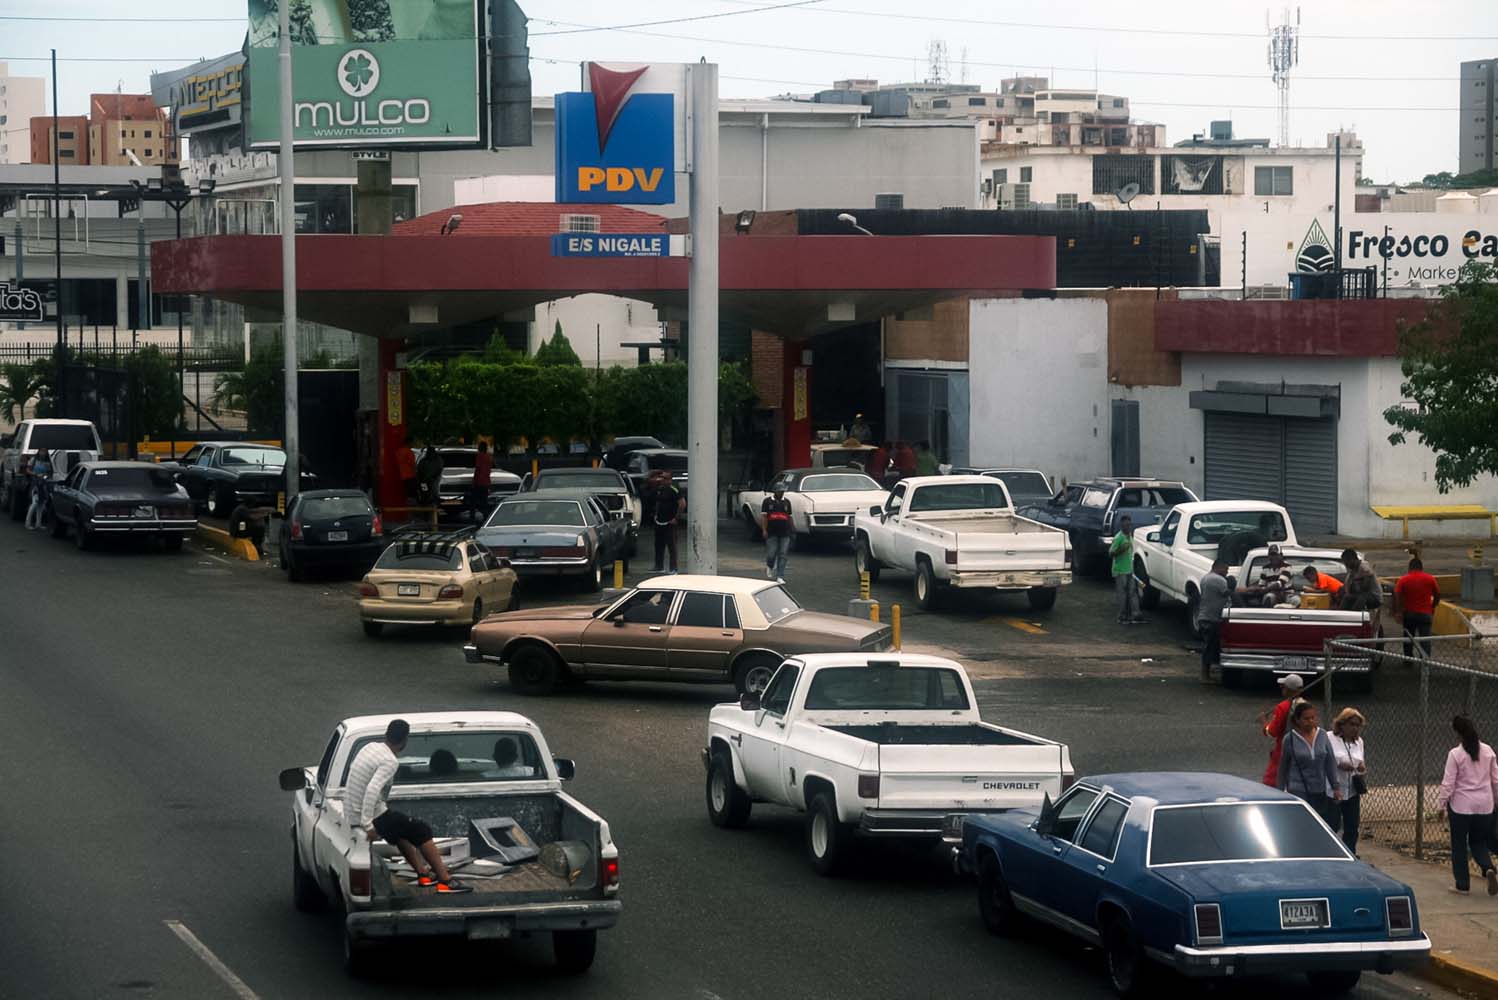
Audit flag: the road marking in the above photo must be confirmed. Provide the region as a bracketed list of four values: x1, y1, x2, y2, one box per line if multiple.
[202, 553, 232, 566]
[987, 616, 1047, 635]
[164, 920, 260, 1000]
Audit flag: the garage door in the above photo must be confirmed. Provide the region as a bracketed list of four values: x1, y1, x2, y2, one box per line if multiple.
[1203, 412, 1339, 534]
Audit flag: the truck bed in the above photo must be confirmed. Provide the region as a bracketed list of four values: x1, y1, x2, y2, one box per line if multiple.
[387, 860, 573, 900]
[824, 723, 1039, 746]
[907, 512, 1057, 536]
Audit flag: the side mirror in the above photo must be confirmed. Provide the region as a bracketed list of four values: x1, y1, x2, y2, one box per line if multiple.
[553, 757, 576, 781]
[739, 692, 761, 712]
[1147, 531, 1160, 543]
[590, 605, 607, 618]
[1035, 791, 1057, 838]
[869, 505, 882, 517]
[278, 767, 308, 792]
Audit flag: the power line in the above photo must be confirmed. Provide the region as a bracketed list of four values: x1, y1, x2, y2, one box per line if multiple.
[529, 0, 829, 37]
[0, 14, 243, 22]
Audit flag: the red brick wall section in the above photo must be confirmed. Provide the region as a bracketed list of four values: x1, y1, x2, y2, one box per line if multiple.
[1154, 299, 1430, 357]
[884, 296, 974, 362]
[751, 330, 784, 408]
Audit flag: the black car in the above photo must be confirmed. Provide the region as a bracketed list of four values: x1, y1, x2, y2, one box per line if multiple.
[47, 461, 196, 551]
[278, 489, 385, 581]
[622, 448, 689, 498]
[476, 495, 624, 590]
[522, 466, 640, 556]
[176, 442, 317, 518]
[1019, 477, 1198, 573]
[602, 436, 665, 471]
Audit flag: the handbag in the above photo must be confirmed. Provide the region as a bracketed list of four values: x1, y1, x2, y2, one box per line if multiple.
[1333, 736, 1367, 797]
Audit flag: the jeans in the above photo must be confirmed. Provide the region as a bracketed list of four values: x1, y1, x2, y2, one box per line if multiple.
[1199, 621, 1222, 675]
[1114, 572, 1139, 621]
[1449, 808, 1496, 890]
[1330, 794, 1361, 854]
[24, 484, 47, 530]
[652, 522, 678, 572]
[765, 534, 791, 580]
[1403, 612, 1434, 659]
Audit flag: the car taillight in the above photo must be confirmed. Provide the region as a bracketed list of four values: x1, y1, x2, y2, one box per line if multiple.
[857, 774, 880, 799]
[1386, 895, 1413, 936]
[290, 518, 302, 540]
[371, 513, 382, 537]
[603, 856, 619, 890]
[348, 867, 371, 897]
[1061, 773, 1076, 792]
[438, 584, 464, 599]
[1064, 545, 1073, 568]
[489, 546, 514, 557]
[1194, 903, 1223, 944]
[944, 548, 958, 565]
[357, 581, 378, 597]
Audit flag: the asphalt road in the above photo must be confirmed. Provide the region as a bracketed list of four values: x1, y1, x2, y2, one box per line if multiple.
[0, 518, 1451, 1000]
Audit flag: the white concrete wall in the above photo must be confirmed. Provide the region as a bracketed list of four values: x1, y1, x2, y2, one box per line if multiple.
[531, 295, 659, 367]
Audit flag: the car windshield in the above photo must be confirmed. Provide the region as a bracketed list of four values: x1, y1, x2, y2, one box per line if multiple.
[221, 447, 285, 467]
[1155, 487, 1196, 505]
[753, 585, 801, 623]
[648, 453, 689, 472]
[801, 474, 881, 492]
[804, 666, 971, 710]
[908, 482, 1008, 512]
[84, 468, 177, 492]
[438, 450, 475, 470]
[302, 496, 371, 519]
[486, 501, 584, 527]
[989, 472, 1051, 498]
[374, 542, 463, 571]
[1149, 802, 1349, 866]
[29, 424, 98, 450]
[341, 730, 545, 786]
[1186, 511, 1290, 546]
[538, 472, 624, 490]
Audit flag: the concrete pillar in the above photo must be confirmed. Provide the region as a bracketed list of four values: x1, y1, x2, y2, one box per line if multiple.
[355, 158, 393, 236]
[114, 272, 128, 331]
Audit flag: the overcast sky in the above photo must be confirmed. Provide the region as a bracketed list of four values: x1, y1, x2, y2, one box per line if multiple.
[5, 0, 1496, 182]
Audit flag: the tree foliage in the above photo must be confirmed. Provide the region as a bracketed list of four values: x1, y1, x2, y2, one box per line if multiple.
[1384, 260, 1498, 491]
[534, 322, 583, 367]
[1418, 168, 1498, 190]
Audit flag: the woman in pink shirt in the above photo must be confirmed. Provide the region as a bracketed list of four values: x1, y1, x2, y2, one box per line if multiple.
[1437, 715, 1498, 895]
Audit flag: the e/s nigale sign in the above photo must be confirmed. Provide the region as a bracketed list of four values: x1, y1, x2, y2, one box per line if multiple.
[550, 233, 669, 258]
[244, 0, 481, 148]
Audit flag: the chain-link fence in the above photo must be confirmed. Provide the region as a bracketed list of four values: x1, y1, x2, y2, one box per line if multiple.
[1320, 631, 1498, 861]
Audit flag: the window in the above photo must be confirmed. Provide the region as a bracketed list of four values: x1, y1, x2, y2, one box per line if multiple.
[1080, 487, 1112, 509]
[1159, 510, 1181, 546]
[1185, 510, 1288, 546]
[28, 424, 99, 450]
[58, 130, 74, 139]
[341, 730, 544, 786]
[82, 468, 175, 492]
[724, 597, 741, 629]
[804, 666, 971, 711]
[1254, 165, 1294, 196]
[677, 591, 729, 628]
[1050, 787, 1100, 842]
[753, 585, 802, 623]
[143, 149, 152, 158]
[1079, 797, 1129, 859]
[886, 484, 907, 515]
[1092, 153, 1156, 195]
[1019, 166, 1033, 182]
[801, 474, 880, 493]
[560, 213, 600, 233]
[908, 482, 1009, 512]
[144, 130, 152, 138]
[1162, 154, 1225, 195]
[760, 664, 800, 716]
[469, 549, 488, 572]
[1149, 802, 1348, 866]
[486, 500, 584, 527]
[315, 728, 341, 789]
[1056, 193, 1078, 210]
[612, 589, 677, 625]
[1113, 98, 1125, 108]
[60, 149, 74, 158]
[537, 471, 625, 490]
[374, 542, 463, 571]
[293, 183, 353, 234]
[222, 446, 285, 467]
[932, 99, 950, 109]
[993, 168, 1008, 184]
[967, 97, 987, 107]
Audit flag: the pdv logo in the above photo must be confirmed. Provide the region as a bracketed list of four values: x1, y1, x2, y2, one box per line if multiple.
[555, 64, 675, 205]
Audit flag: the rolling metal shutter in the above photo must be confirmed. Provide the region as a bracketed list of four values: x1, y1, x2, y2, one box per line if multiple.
[1283, 418, 1338, 535]
[1204, 413, 1284, 504]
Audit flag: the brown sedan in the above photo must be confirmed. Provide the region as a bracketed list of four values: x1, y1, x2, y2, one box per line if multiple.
[463, 574, 892, 696]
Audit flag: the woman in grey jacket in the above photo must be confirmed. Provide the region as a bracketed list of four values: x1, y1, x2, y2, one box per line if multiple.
[1276, 701, 1343, 826]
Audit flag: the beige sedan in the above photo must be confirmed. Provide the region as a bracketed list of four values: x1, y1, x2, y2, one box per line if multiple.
[359, 534, 518, 637]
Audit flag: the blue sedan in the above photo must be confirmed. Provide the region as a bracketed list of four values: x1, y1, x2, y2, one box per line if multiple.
[954, 772, 1429, 996]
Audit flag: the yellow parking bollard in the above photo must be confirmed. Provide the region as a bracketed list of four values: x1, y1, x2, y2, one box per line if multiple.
[859, 570, 870, 601]
[869, 602, 880, 624]
[614, 560, 625, 589]
[892, 604, 902, 651]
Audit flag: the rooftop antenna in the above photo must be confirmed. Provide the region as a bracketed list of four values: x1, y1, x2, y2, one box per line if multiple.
[1266, 6, 1300, 148]
[926, 39, 949, 85]
[960, 46, 969, 85]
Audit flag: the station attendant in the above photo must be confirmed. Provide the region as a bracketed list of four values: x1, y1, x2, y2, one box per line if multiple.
[1394, 557, 1441, 659]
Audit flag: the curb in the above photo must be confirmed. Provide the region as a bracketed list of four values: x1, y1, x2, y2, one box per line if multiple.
[1420, 953, 1498, 1000]
[195, 522, 260, 562]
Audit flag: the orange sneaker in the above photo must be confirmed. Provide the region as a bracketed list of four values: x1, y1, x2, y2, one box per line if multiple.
[416, 871, 437, 887]
[435, 880, 472, 894]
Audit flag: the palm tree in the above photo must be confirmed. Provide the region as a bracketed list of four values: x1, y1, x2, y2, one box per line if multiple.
[0, 363, 41, 426]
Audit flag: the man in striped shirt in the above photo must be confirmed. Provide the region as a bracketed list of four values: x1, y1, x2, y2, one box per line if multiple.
[345, 719, 469, 893]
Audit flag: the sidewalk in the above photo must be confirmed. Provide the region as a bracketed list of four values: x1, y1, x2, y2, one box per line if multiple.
[1361, 841, 1498, 998]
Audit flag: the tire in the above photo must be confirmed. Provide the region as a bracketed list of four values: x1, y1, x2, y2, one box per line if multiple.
[49, 511, 67, 539]
[506, 587, 520, 612]
[552, 929, 597, 975]
[706, 748, 752, 828]
[1027, 586, 1058, 612]
[584, 560, 603, 593]
[1185, 589, 1202, 639]
[743, 508, 762, 542]
[472, 597, 484, 625]
[805, 790, 848, 876]
[206, 486, 234, 519]
[1103, 916, 1150, 998]
[1135, 559, 1161, 610]
[854, 537, 882, 584]
[1305, 970, 1361, 995]
[508, 644, 562, 695]
[914, 559, 942, 611]
[1221, 668, 1244, 689]
[361, 621, 383, 638]
[292, 843, 324, 913]
[5, 478, 24, 521]
[733, 655, 779, 698]
[73, 522, 91, 551]
[285, 554, 302, 582]
[977, 853, 1020, 936]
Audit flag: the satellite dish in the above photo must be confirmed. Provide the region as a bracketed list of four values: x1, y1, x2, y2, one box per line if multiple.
[1115, 182, 1141, 208]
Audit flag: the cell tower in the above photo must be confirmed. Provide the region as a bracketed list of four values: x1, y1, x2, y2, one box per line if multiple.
[926, 39, 949, 86]
[1266, 6, 1301, 147]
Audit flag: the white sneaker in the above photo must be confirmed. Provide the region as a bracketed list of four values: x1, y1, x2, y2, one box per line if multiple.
[766, 567, 774, 579]
[775, 577, 785, 584]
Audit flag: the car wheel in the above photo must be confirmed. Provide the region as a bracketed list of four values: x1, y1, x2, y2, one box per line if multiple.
[743, 508, 762, 542]
[361, 621, 383, 638]
[706, 748, 752, 828]
[585, 560, 603, 593]
[507, 644, 561, 695]
[977, 853, 1019, 936]
[73, 522, 91, 551]
[5, 479, 24, 521]
[552, 929, 597, 975]
[506, 587, 519, 612]
[1026, 586, 1058, 612]
[162, 535, 184, 553]
[1103, 915, 1150, 997]
[1135, 559, 1161, 610]
[854, 537, 881, 584]
[49, 511, 68, 539]
[1185, 589, 1202, 639]
[292, 843, 324, 913]
[1304, 970, 1361, 995]
[915, 559, 942, 610]
[209, 486, 236, 519]
[285, 554, 302, 582]
[1220, 667, 1244, 689]
[472, 597, 484, 625]
[805, 791, 848, 876]
[733, 655, 778, 698]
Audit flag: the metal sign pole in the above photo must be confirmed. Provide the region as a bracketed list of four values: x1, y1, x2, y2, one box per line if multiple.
[278, 0, 301, 503]
[686, 62, 719, 575]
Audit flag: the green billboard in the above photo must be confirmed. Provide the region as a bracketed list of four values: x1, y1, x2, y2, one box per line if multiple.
[246, 0, 481, 148]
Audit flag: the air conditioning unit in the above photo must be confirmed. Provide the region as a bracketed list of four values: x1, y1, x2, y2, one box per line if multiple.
[997, 182, 1031, 209]
[874, 192, 904, 210]
[980, 178, 993, 195]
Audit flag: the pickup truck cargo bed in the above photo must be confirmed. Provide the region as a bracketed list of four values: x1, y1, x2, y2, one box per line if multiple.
[824, 724, 1038, 746]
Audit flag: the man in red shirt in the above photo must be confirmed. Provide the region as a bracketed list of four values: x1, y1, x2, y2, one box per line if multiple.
[468, 440, 494, 521]
[892, 441, 917, 479]
[1258, 673, 1305, 785]
[1395, 556, 1441, 659]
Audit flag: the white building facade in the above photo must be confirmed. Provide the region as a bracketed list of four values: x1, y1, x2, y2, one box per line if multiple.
[0, 63, 46, 165]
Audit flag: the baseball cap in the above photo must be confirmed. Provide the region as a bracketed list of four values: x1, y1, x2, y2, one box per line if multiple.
[1280, 674, 1305, 692]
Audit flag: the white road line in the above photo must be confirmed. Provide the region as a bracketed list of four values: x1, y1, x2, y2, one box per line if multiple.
[163, 920, 261, 1000]
[202, 552, 233, 566]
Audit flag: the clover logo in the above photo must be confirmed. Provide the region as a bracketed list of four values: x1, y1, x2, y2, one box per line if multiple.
[336, 48, 380, 98]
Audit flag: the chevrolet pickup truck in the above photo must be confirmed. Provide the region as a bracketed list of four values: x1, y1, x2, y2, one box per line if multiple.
[0, 418, 102, 519]
[852, 476, 1070, 611]
[279, 711, 620, 976]
[704, 653, 1072, 875]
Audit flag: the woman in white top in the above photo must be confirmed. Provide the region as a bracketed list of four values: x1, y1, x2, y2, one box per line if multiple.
[1327, 708, 1367, 855]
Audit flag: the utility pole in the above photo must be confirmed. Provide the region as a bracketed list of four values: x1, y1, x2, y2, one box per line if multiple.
[1333, 134, 1342, 298]
[13, 222, 22, 331]
[1241, 230, 1248, 300]
[51, 50, 63, 353]
[685, 61, 720, 575]
[278, 0, 301, 503]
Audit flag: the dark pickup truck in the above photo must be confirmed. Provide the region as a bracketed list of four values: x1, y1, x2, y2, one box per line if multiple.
[1019, 477, 1197, 574]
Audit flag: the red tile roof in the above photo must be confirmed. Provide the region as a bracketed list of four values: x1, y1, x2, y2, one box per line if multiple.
[393, 202, 668, 237]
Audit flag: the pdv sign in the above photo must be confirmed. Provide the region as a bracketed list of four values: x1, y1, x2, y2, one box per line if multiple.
[556, 64, 675, 205]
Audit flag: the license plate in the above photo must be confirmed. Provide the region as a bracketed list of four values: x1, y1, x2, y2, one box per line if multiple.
[397, 583, 420, 597]
[133, 505, 155, 519]
[327, 530, 349, 542]
[514, 548, 537, 559]
[1281, 656, 1307, 672]
[1280, 899, 1329, 929]
[465, 917, 512, 941]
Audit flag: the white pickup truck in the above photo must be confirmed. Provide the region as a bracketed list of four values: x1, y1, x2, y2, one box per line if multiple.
[0, 418, 102, 519]
[280, 711, 620, 976]
[704, 653, 1073, 875]
[852, 475, 1071, 611]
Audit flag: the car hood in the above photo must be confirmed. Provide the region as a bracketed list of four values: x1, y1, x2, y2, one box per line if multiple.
[1152, 859, 1402, 898]
[803, 489, 886, 509]
[483, 604, 605, 624]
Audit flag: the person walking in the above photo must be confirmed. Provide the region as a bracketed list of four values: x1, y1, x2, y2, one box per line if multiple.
[1276, 701, 1342, 828]
[1197, 558, 1234, 681]
[645, 470, 684, 574]
[1109, 515, 1144, 624]
[1437, 715, 1498, 895]
[1258, 673, 1306, 785]
[396, 437, 418, 503]
[760, 483, 793, 582]
[1394, 557, 1441, 659]
[468, 440, 493, 522]
[1327, 708, 1368, 855]
[24, 447, 51, 531]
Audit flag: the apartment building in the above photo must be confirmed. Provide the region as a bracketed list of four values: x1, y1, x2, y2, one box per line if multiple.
[0, 63, 45, 164]
[1460, 58, 1496, 174]
[29, 92, 176, 167]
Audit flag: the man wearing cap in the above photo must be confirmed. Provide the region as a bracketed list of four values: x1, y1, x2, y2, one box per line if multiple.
[1258, 674, 1306, 786]
[849, 413, 872, 444]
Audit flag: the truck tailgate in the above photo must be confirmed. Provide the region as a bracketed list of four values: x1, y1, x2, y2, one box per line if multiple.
[876, 741, 1067, 811]
[1221, 607, 1374, 651]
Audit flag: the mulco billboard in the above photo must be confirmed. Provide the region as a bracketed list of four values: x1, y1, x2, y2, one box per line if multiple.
[244, 0, 483, 148]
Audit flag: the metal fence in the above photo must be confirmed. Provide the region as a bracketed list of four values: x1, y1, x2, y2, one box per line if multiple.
[1320, 631, 1498, 861]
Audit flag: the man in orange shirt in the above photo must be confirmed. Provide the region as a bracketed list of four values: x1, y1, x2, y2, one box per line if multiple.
[1395, 557, 1441, 659]
[1302, 565, 1344, 599]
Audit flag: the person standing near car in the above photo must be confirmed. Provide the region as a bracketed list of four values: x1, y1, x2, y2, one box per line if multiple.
[1259, 673, 1306, 785]
[416, 446, 443, 509]
[892, 441, 917, 480]
[1327, 708, 1368, 855]
[1197, 558, 1234, 681]
[1109, 515, 1144, 624]
[1276, 701, 1342, 828]
[1339, 548, 1381, 613]
[645, 470, 684, 574]
[1395, 557, 1441, 659]
[760, 483, 793, 582]
[867, 442, 891, 486]
[468, 440, 493, 522]
[1437, 715, 1498, 896]
[23, 447, 51, 531]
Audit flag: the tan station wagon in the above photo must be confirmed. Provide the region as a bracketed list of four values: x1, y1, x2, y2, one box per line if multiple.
[464, 574, 892, 696]
[359, 533, 518, 637]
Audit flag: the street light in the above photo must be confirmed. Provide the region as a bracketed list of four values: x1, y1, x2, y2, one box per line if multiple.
[837, 212, 874, 236]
